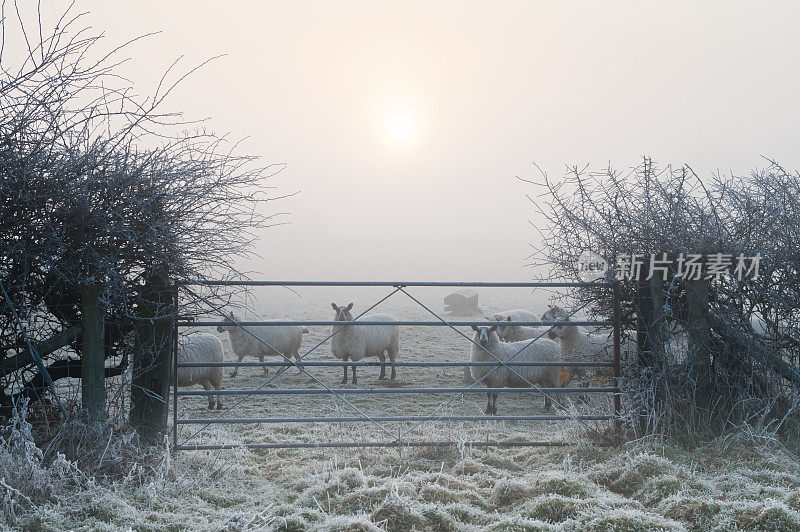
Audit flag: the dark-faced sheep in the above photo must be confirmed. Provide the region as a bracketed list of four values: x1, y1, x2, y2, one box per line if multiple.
[330, 303, 400, 385]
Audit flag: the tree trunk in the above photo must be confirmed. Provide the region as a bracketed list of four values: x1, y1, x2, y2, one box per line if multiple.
[686, 278, 713, 406]
[81, 284, 106, 422]
[636, 279, 655, 370]
[129, 270, 173, 446]
[650, 276, 667, 370]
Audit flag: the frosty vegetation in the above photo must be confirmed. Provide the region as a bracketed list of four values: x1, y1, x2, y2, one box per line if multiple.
[531, 158, 800, 439]
[0, 1, 283, 423]
[8, 399, 800, 530]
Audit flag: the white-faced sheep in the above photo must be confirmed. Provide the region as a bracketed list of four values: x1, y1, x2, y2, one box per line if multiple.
[217, 312, 308, 378]
[175, 333, 224, 409]
[490, 309, 541, 342]
[330, 303, 400, 385]
[541, 305, 628, 386]
[470, 324, 560, 414]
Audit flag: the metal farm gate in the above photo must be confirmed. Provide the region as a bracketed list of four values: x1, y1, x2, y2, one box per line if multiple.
[172, 281, 623, 451]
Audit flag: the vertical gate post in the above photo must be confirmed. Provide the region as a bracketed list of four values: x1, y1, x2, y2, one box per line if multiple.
[130, 269, 173, 445]
[172, 283, 179, 453]
[635, 276, 654, 432]
[612, 281, 622, 444]
[81, 283, 106, 422]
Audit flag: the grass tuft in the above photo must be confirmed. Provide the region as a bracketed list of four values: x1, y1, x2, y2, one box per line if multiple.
[369, 485, 427, 531]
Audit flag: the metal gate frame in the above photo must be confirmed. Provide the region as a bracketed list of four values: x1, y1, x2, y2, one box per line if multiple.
[172, 281, 623, 451]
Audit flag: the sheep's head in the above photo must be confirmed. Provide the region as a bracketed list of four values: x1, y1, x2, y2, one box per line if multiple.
[331, 302, 354, 322]
[471, 324, 498, 347]
[541, 305, 568, 339]
[217, 312, 237, 333]
[489, 315, 513, 341]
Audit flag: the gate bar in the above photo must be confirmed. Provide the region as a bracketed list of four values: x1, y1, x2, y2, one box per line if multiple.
[177, 415, 615, 424]
[182, 280, 614, 288]
[179, 386, 619, 396]
[176, 361, 615, 367]
[181, 320, 612, 327]
[175, 440, 615, 450]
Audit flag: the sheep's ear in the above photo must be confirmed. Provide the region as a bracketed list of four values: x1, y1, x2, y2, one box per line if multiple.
[471, 325, 480, 332]
[489, 325, 498, 333]
[331, 303, 338, 311]
[346, 303, 353, 311]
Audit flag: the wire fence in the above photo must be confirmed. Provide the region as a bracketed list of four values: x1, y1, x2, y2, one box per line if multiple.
[172, 280, 622, 451]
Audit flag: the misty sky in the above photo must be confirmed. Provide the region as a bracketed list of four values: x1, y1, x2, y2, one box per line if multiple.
[41, 1, 800, 280]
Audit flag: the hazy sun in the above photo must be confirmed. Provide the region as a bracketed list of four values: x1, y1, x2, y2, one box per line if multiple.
[383, 106, 416, 145]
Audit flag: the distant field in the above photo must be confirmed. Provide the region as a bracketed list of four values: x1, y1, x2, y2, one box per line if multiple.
[174, 285, 615, 451]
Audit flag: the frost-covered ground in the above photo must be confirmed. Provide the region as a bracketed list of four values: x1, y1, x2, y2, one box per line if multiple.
[16, 287, 800, 530]
[18, 432, 800, 530]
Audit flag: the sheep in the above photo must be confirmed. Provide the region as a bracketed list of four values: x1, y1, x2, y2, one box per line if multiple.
[490, 309, 541, 342]
[217, 312, 307, 378]
[330, 302, 400, 385]
[540, 305, 622, 386]
[470, 324, 560, 414]
[174, 333, 224, 410]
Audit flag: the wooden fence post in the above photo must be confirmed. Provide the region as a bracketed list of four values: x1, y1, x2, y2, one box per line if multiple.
[636, 279, 655, 368]
[635, 266, 671, 432]
[650, 276, 667, 363]
[685, 278, 712, 406]
[81, 284, 106, 422]
[129, 270, 173, 445]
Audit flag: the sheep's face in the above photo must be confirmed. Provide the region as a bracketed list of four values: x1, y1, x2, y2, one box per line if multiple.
[490, 315, 513, 341]
[216, 312, 237, 333]
[331, 302, 354, 322]
[471, 325, 498, 347]
[541, 306, 568, 339]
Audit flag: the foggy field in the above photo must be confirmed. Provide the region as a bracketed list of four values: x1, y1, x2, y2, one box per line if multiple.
[175, 286, 615, 450]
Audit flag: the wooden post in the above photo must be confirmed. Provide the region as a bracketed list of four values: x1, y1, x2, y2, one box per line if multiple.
[81, 284, 106, 422]
[685, 278, 712, 406]
[612, 281, 622, 444]
[650, 276, 667, 372]
[172, 284, 179, 453]
[636, 279, 655, 370]
[635, 278, 654, 432]
[130, 270, 173, 445]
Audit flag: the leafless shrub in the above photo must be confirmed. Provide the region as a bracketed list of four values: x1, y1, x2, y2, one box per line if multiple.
[528, 157, 800, 439]
[0, 2, 287, 419]
[0, 399, 87, 526]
